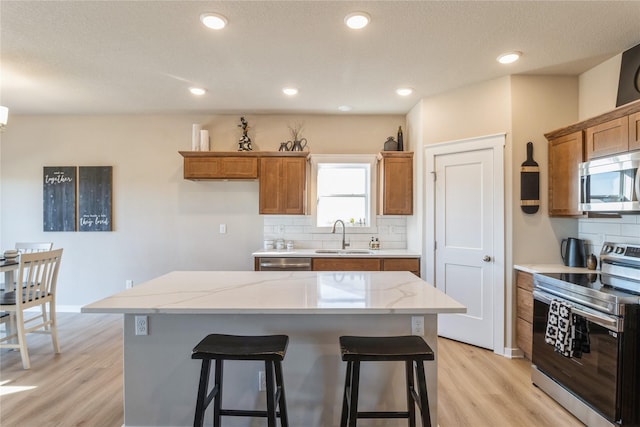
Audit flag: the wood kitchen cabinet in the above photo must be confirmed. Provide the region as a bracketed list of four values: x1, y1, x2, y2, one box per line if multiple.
[547, 131, 584, 217]
[311, 257, 420, 276]
[259, 154, 308, 215]
[515, 270, 534, 360]
[629, 111, 640, 152]
[585, 116, 629, 159]
[179, 151, 259, 180]
[377, 152, 413, 215]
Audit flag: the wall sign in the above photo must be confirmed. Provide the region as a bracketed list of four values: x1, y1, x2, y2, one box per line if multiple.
[43, 166, 77, 231]
[43, 166, 113, 232]
[78, 166, 112, 232]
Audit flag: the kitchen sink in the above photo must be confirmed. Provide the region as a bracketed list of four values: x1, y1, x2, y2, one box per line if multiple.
[314, 249, 374, 255]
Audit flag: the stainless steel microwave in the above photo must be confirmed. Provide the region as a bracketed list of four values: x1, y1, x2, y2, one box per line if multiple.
[579, 151, 640, 212]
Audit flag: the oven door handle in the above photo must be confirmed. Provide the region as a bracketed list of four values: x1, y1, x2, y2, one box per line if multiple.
[533, 289, 622, 332]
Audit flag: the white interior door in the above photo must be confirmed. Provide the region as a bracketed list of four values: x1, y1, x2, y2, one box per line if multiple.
[425, 134, 505, 352]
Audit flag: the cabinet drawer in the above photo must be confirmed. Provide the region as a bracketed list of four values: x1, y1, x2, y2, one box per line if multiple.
[516, 317, 533, 360]
[382, 258, 420, 276]
[516, 287, 533, 322]
[515, 271, 533, 291]
[312, 258, 381, 271]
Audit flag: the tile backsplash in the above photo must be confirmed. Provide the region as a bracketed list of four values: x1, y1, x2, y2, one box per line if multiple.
[578, 215, 640, 256]
[262, 216, 408, 250]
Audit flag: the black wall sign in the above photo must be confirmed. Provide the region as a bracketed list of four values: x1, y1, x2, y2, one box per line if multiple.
[43, 166, 77, 231]
[78, 166, 113, 232]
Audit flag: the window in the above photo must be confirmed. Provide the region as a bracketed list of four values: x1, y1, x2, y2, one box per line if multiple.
[310, 155, 377, 229]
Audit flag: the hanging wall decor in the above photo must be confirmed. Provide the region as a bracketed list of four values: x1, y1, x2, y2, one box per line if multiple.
[520, 141, 540, 214]
[43, 166, 77, 231]
[616, 42, 640, 107]
[78, 166, 113, 231]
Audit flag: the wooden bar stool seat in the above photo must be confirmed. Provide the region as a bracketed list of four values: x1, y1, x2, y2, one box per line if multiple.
[339, 335, 434, 427]
[191, 333, 289, 427]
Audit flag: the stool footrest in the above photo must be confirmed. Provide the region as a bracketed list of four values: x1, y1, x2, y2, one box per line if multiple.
[219, 409, 283, 418]
[357, 411, 410, 419]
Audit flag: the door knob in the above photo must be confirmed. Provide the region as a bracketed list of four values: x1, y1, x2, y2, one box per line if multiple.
[483, 255, 492, 262]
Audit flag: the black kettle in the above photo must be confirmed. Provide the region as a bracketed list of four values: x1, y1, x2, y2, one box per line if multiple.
[561, 238, 587, 267]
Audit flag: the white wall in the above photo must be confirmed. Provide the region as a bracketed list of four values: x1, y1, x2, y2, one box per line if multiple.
[0, 114, 402, 309]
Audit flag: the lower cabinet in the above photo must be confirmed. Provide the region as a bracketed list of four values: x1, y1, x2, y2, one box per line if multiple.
[515, 270, 534, 360]
[312, 257, 420, 277]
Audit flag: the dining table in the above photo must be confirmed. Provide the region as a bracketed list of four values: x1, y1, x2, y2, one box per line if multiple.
[0, 257, 19, 291]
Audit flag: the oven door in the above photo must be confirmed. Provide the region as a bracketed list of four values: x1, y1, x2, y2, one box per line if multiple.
[532, 290, 621, 423]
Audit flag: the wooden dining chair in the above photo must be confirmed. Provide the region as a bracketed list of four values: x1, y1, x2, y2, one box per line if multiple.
[0, 248, 63, 369]
[15, 242, 53, 254]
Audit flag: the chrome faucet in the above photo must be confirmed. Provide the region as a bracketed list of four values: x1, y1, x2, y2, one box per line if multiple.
[332, 219, 350, 250]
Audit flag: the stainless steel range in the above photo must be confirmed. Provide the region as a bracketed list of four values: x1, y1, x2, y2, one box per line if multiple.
[532, 242, 640, 427]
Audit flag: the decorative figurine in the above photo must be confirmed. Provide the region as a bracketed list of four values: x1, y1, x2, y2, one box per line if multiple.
[237, 116, 253, 151]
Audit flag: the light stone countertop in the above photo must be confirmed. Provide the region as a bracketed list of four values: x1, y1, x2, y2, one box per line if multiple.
[81, 270, 465, 315]
[252, 248, 421, 258]
[514, 264, 595, 274]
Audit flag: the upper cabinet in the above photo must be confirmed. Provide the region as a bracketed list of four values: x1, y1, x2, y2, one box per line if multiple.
[547, 131, 584, 217]
[585, 116, 629, 159]
[179, 151, 258, 180]
[544, 100, 640, 217]
[630, 111, 640, 152]
[179, 151, 308, 215]
[377, 151, 413, 215]
[259, 155, 307, 215]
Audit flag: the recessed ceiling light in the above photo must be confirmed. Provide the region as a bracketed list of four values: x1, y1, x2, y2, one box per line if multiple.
[497, 51, 522, 64]
[338, 105, 353, 112]
[282, 87, 298, 96]
[396, 87, 413, 96]
[344, 12, 370, 29]
[189, 87, 206, 96]
[200, 13, 227, 30]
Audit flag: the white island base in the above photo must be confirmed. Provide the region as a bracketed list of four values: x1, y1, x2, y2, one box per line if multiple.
[83, 271, 465, 427]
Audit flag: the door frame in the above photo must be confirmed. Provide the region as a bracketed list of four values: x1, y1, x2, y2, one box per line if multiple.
[424, 133, 506, 355]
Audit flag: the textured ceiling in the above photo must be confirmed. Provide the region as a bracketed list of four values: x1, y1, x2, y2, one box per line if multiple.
[2, 1, 640, 115]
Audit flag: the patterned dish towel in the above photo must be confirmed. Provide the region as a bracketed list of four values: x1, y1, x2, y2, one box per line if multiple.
[545, 299, 573, 357]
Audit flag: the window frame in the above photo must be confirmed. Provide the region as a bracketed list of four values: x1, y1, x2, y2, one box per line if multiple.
[308, 154, 378, 233]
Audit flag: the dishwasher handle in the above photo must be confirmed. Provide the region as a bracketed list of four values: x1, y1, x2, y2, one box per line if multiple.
[258, 257, 312, 271]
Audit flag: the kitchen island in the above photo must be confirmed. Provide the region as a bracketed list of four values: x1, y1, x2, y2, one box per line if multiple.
[82, 271, 465, 427]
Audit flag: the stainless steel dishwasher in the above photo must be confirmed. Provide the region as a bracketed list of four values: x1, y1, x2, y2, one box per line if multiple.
[257, 257, 312, 271]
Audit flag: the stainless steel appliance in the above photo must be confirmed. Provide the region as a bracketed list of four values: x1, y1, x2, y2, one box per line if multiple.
[579, 151, 640, 212]
[257, 257, 312, 271]
[532, 242, 640, 427]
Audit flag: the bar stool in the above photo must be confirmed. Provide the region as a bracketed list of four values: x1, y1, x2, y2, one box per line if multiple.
[339, 335, 434, 427]
[191, 333, 289, 427]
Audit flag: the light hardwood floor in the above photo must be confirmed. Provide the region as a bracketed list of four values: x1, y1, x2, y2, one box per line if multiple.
[1, 313, 585, 427]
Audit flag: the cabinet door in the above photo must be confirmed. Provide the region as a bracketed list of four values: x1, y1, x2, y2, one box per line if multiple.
[585, 116, 629, 159]
[629, 112, 640, 152]
[515, 271, 534, 360]
[312, 258, 381, 271]
[548, 131, 584, 217]
[378, 153, 413, 215]
[259, 157, 306, 214]
[184, 157, 258, 180]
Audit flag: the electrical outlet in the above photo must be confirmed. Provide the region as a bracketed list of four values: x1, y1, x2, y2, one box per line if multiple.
[278, 224, 285, 233]
[135, 315, 148, 336]
[219, 224, 227, 234]
[126, 279, 133, 289]
[411, 316, 424, 336]
[258, 370, 266, 391]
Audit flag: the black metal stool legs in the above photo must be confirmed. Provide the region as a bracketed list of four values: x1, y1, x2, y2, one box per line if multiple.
[213, 360, 224, 427]
[405, 361, 416, 427]
[193, 359, 211, 427]
[414, 360, 431, 427]
[273, 360, 289, 426]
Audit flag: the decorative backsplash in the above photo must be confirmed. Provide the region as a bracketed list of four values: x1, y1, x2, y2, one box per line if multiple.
[262, 216, 408, 250]
[578, 215, 640, 257]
